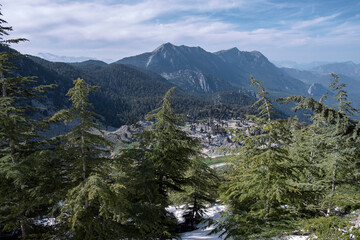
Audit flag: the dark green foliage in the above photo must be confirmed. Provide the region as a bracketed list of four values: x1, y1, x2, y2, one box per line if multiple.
[287, 116, 328, 215]
[278, 85, 360, 140]
[302, 216, 360, 240]
[171, 157, 219, 230]
[142, 87, 201, 195]
[50, 78, 129, 239]
[118, 148, 179, 239]
[0, 10, 57, 239]
[118, 87, 204, 239]
[212, 77, 304, 239]
[28, 57, 255, 127]
[278, 74, 360, 237]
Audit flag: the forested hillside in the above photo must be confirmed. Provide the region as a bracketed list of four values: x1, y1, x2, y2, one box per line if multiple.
[20, 55, 255, 127]
[1, 53, 254, 127]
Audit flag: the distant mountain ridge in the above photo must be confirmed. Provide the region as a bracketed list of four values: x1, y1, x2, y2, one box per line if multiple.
[281, 62, 360, 111]
[37, 53, 97, 63]
[18, 54, 255, 127]
[310, 61, 360, 80]
[37, 53, 115, 64]
[117, 43, 307, 95]
[274, 60, 331, 70]
[282, 61, 360, 93]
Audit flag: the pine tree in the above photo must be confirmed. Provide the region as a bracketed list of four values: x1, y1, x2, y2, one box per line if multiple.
[323, 74, 359, 216]
[119, 87, 201, 239]
[51, 78, 127, 239]
[279, 73, 360, 238]
[143, 87, 200, 197]
[0, 9, 57, 239]
[287, 114, 328, 216]
[212, 77, 303, 239]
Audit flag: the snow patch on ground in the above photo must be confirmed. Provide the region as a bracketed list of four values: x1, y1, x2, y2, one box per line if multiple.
[171, 204, 309, 240]
[274, 236, 308, 240]
[169, 204, 227, 239]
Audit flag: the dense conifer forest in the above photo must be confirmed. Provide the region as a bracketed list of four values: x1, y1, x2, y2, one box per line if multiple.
[2, 8, 360, 240]
[26, 53, 256, 128]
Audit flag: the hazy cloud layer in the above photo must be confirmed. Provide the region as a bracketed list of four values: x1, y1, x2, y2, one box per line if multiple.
[2, 0, 360, 63]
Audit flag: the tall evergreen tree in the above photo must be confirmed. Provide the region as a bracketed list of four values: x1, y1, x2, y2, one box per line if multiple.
[279, 74, 360, 238]
[119, 87, 201, 239]
[0, 9, 57, 239]
[287, 113, 328, 216]
[51, 78, 127, 239]
[143, 87, 200, 197]
[211, 77, 303, 239]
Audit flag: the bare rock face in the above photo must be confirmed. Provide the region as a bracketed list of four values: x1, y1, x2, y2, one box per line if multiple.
[307, 83, 328, 96]
[105, 119, 251, 158]
[161, 70, 234, 94]
[104, 121, 152, 145]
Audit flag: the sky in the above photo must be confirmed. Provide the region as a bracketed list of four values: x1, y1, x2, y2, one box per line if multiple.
[2, 0, 360, 63]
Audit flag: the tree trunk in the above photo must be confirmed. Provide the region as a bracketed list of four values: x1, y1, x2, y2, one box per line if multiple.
[191, 190, 198, 229]
[20, 219, 26, 239]
[10, 139, 16, 164]
[81, 133, 89, 209]
[310, 129, 315, 163]
[327, 164, 337, 217]
[264, 98, 271, 122]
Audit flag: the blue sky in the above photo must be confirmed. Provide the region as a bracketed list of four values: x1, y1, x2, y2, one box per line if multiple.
[2, 0, 360, 63]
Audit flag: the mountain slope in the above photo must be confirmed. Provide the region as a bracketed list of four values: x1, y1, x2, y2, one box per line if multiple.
[29, 57, 179, 126]
[117, 43, 307, 95]
[281, 64, 360, 94]
[281, 63, 360, 113]
[214, 47, 307, 93]
[25, 55, 255, 127]
[162, 70, 235, 94]
[281, 67, 322, 84]
[118, 43, 236, 93]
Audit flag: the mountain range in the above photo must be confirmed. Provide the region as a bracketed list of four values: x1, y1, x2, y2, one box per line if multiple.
[13, 52, 255, 127]
[282, 61, 360, 92]
[10, 43, 360, 127]
[37, 53, 98, 63]
[118, 43, 307, 95]
[273, 60, 331, 70]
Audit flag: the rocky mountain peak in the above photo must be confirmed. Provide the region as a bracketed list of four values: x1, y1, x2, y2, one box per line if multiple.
[250, 50, 264, 59]
[215, 47, 240, 56]
[225, 47, 240, 54]
[215, 48, 268, 66]
[308, 82, 328, 96]
[153, 42, 176, 53]
[153, 42, 207, 56]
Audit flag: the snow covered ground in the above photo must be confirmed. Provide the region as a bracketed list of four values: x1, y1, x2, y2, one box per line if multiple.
[168, 204, 227, 240]
[170, 204, 309, 240]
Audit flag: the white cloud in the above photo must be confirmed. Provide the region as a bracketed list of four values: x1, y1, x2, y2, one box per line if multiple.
[1, 0, 359, 62]
[292, 13, 340, 30]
